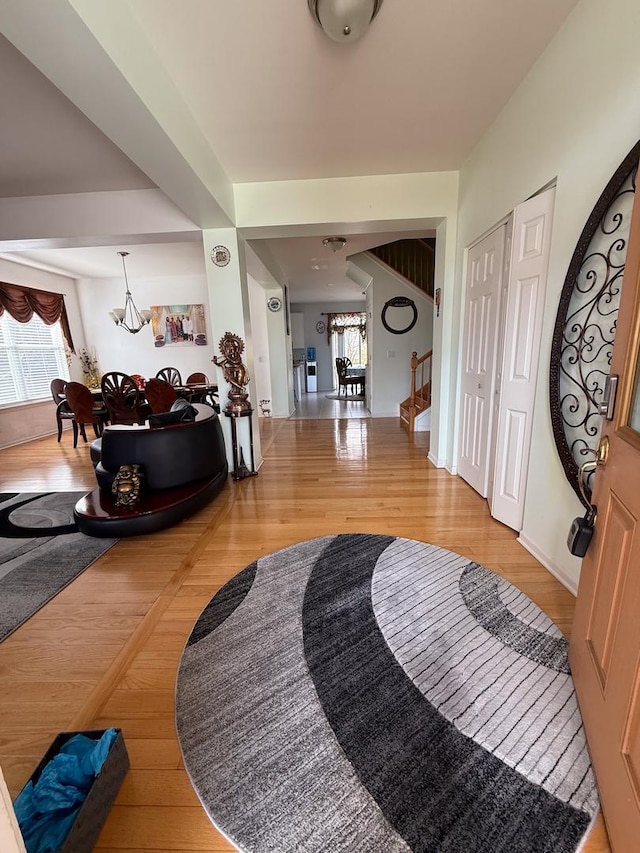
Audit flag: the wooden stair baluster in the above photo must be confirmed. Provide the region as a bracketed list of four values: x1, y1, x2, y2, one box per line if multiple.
[400, 349, 432, 432]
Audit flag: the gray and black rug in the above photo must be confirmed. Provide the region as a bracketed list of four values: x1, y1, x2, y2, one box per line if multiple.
[0, 492, 117, 642]
[176, 534, 599, 853]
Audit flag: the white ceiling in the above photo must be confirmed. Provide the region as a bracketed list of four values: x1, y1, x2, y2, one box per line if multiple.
[2, 242, 208, 282]
[9, 230, 434, 303]
[257, 230, 436, 303]
[0, 34, 154, 198]
[0, 0, 579, 301]
[127, 0, 578, 182]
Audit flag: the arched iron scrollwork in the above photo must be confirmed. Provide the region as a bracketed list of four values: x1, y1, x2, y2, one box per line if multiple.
[550, 140, 640, 507]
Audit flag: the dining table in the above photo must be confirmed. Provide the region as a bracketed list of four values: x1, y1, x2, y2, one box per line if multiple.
[345, 366, 366, 395]
[176, 382, 218, 398]
[86, 382, 219, 406]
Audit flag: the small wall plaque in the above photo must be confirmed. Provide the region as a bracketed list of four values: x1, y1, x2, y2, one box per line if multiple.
[210, 245, 231, 267]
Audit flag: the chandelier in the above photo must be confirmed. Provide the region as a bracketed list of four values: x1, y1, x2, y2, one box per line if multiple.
[108, 251, 153, 334]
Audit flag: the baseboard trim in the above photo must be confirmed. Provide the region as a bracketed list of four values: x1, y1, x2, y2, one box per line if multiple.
[427, 451, 447, 468]
[517, 533, 578, 596]
[0, 428, 57, 451]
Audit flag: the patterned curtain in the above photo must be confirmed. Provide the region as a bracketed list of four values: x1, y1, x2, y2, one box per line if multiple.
[0, 281, 75, 352]
[326, 312, 366, 344]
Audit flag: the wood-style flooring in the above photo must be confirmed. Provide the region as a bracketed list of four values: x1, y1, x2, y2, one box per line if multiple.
[0, 418, 610, 852]
[290, 390, 370, 419]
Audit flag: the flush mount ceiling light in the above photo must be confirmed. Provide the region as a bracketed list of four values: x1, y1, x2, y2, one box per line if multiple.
[323, 236, 347, 252]
[308, 0, 383, 42]
[108, 251, 153, 334]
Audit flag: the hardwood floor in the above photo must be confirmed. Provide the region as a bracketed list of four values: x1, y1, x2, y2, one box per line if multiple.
[0, 419, 611, 852]
[290, 390, 370, 419]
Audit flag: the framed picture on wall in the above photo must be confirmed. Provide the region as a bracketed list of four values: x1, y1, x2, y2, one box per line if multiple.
[150, 304, 207, 348]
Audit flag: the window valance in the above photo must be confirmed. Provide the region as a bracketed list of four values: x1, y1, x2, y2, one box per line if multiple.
[0, 281, 75, 352]
[326, 312, 366, 344]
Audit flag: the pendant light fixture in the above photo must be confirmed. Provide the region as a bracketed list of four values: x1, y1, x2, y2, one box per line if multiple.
[108, 251, 153, 334]
[308, 0, 383, 43]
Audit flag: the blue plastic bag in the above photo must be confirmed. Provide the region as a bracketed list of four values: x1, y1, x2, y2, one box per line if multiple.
[14, 728, 118, 853]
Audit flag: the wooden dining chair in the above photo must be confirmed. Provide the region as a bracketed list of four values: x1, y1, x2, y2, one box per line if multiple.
[101, 371, 148, 425]
[50, 378, 75, 442]
[185, 372, 214, 406]
[64, 382, 109, 448]
[186, 372, 208, 384]
[145, 377, 178, 414]
[335, 358, 359, 397]
[156, 367, 182, 387]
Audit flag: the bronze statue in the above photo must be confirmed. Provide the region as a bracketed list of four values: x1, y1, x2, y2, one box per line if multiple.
[112, 463, 143, 507]
[213, 332, 251, 412]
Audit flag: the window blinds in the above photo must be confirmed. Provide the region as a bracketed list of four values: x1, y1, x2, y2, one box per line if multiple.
[0, 312, 70, 405]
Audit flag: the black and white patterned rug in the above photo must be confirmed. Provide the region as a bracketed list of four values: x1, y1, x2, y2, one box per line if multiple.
[0, 492, 117, 642]
[176, 534, 599, 853]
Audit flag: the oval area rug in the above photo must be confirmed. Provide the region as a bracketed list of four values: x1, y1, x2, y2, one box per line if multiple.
[176, 534, 599, 853]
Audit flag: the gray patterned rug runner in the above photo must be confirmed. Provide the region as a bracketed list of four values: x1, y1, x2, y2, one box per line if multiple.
[0, 492, 117, 642]
[176, 534, 599, 853]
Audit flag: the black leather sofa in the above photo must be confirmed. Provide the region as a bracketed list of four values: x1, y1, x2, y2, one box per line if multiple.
[74, 403, 228, 537]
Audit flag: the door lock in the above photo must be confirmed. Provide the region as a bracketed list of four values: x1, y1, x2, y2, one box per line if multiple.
[598, 375, 618, 421]
[568, 504, 596, 557]
[568, 457, 599, 557]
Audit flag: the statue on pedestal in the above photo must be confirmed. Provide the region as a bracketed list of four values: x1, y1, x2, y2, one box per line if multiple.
[212, 332, 251, 412]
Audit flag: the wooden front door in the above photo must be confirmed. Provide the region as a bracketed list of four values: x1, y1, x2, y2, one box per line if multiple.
[570, 169, 640, 852]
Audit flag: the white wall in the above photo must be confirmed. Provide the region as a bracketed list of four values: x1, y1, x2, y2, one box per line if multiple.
[456, 0, 640, 591]
[247, 275, 273, 414]
[0, 257, 87, 449]
[265, 285, 291, 417]
[235, 171, 458, 230]
[290, 300, 365, 392]
[352, 253, 434, 418]
[77, 272, 215, 384]
[201, 229, 261, 470]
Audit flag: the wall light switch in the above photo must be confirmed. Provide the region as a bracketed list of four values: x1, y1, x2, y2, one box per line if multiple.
[387, 350, 395, 358]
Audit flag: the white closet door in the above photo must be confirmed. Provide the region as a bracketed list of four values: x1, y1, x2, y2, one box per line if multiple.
[458, 224, 507, 497]
[491, 187, 555, 530]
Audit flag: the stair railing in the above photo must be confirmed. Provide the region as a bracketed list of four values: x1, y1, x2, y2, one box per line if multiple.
[369, 239, 435, 298]
[400, 349, 433, 432]
[410, 349, 433, 411]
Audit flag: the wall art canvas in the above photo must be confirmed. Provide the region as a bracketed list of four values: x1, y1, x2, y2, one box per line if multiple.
[150, 304, 207, 348]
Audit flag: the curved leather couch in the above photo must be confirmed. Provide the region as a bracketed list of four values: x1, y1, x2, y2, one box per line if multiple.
[75, 403, 228, 537]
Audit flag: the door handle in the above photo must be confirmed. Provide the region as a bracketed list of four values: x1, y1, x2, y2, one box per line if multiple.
[581, 435, 610, 468]
[595, 434, 609, 466]
[577, 459, 597, 508]
[576, 434, 609, 508]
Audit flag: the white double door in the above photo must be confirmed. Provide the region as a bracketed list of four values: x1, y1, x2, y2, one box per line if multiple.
[458, 187, 555, 530]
